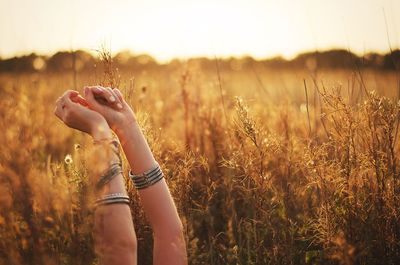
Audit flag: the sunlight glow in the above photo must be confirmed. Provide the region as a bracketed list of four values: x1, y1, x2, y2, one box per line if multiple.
[0, 0, 399, 61]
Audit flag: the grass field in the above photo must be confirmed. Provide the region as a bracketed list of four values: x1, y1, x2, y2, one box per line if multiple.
[0, 60, 400, 264]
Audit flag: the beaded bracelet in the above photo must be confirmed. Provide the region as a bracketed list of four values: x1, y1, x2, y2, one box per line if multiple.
[129, 163, 164, 190]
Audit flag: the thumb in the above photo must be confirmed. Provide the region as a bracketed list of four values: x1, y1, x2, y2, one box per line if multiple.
[84, 86, 105, 113]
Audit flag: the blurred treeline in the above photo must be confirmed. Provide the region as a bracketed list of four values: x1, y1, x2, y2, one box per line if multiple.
[0, 49, 399, 73]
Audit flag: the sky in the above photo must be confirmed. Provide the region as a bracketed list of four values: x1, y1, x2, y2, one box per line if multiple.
[0, 0, 399, 62]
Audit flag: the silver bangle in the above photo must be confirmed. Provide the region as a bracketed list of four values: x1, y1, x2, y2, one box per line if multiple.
[96, 192, 126, 200]
[94, 195, 130, 208]
[129, 163, 164, 190]
[96, 193, 129, 202]
[94, 199, 130, 208]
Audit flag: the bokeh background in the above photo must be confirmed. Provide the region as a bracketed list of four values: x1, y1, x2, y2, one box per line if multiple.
[1, 0, 400, 264]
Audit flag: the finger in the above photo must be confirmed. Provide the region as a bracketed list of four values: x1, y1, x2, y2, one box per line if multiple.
[58, 98, 70, 120]
[88, 85, 104, 94]
[87, 86, 116, 105]
[113, 88, 124, 102]
[112, 89, 125, 110]
[58, 97, 66, 109]
[71, 93, 89, 107]
[69, 90, 79, 97]
[58, 90, 78, 108]
[84, 86, 106, 113]
[54, 105, 64, 120]
[85, 86, 109, 105]
[105, 87, 118, 103]
[61, 90, 78, 99]
[54, 91, 76, 120]
[64, 95, 74, 106]
[59, 96, 72, 109]
[105, 87, 123, 110]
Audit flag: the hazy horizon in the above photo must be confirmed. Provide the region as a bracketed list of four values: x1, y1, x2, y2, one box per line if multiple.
[1, 46, 399, 64]
[1, 0, 399, 62]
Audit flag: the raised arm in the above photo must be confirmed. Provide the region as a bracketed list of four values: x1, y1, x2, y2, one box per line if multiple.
[54, 90, 137, 265]
[83, 86, 188, 265]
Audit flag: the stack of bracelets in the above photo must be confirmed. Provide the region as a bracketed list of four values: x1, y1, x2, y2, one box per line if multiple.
[93, 137, 165, 208]
[128, 163, 164, 190]
[93, 137, 127, 208]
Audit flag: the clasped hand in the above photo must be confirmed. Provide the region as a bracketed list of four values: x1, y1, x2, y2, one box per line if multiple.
[54, 86, 136, 140]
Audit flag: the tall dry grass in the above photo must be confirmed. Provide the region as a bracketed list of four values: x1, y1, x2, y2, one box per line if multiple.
[0, 57, 399, 265]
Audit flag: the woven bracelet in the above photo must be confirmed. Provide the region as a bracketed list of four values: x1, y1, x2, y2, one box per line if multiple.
[93, 137, 124, 190]
[93, 137, 123, 166]
[96, 163, 123, 190]
[129, 163, 164, 190]
[93, 137, 120, 149]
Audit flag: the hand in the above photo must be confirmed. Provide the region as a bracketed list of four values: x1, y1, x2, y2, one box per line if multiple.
[83, 86, 137, 137]
[54, 90, 112, 139]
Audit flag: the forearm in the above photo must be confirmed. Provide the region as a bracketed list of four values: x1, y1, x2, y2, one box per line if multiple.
[116, 120, 187, 264]
[116, 120, 181, 230]
[94, 174, 137, 265]
[117, 120, 158, 174]
[80, 85, 186, 263]
[137, 180, 187, 265]
[91, 130, 137, 265]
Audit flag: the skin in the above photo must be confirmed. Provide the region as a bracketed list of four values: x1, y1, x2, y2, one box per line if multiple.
[54, 88, 187, 265]
[83, 86, 188, 265]
[54, 90, 137, 265]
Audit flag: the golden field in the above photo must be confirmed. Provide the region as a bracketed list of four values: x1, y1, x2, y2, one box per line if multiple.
[0, 59, 399, 265]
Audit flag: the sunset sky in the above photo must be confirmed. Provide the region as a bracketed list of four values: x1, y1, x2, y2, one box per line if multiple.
[1, 0, 399, 62]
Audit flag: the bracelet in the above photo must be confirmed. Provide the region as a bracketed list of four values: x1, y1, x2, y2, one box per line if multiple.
[94, 193, 130, 208]
[93, 137, 120, 148]
[93, 137, 124, 190]
[96, 162, 123, 190]
[94, 196, 130, 208]
[129, 163, 164, 190]
[93, 137, 122, 163]
[96, 192, 127, 200]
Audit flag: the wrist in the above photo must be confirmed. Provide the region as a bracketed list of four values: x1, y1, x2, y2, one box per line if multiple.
[114, 115, 138, 140]
[90, 121, 113, 140]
